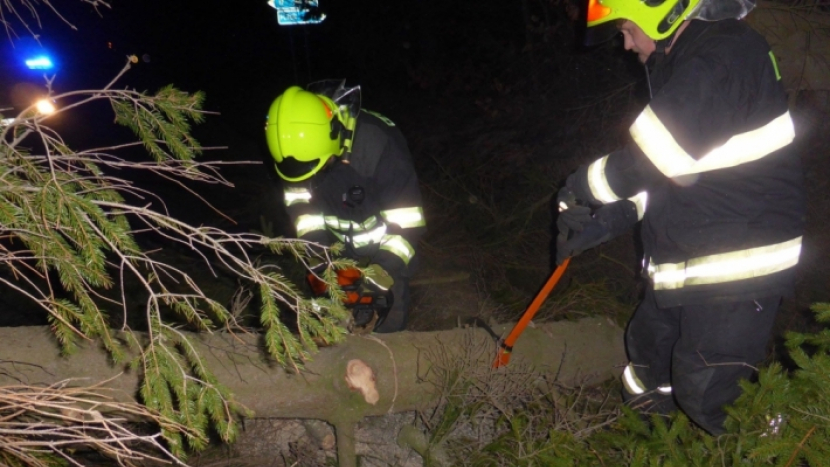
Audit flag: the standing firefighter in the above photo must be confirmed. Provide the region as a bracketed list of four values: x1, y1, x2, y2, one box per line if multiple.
[556, 0, 805, 434]
[265, 81, 426, 333]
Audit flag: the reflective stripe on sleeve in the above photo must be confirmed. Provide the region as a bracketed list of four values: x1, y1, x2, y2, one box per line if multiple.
[381, 207, 426, 229]
[380, 234, 416, 265]
[629, 192, 648, 221]
[648, 236, 802, 290]
[284, 187, 312, 207]
[586, 156, 648, 219]
[324, 216, 386, 249]
[295, 214, 326, 237]
[631, 106, 795, 178]
[584, 156, 648, 220]
[587, 155, 619, 203]
[325, 215, 379, 232]
[310, 213, 418, 264]
[346, 224, 388, 249]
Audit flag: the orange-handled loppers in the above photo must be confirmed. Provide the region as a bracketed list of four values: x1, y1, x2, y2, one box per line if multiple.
[492, 257, 570, 368]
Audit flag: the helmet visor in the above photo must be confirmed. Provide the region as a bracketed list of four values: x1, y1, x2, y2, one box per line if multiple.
[689, 0, 755, 21]
[275, 156, 328, 182]
[307, 79, 362, 119]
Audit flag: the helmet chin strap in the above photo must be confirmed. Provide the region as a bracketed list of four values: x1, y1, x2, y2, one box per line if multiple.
[644, 28, 680, 99]
[332, 110, 358, 164]
[646, 29, 679, 68]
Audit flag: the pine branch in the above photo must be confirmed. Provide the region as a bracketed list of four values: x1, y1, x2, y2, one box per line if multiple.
[0, 36, 349, 465]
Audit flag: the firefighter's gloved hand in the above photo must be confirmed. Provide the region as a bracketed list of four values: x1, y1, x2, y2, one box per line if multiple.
[556, 218, 611, 265]
[363, 263, 394, 291]
[557, 203, 592, 237]
[556, 200, 638, 265]
[556, 186, 580, 212]
[556, 187, 592, 232]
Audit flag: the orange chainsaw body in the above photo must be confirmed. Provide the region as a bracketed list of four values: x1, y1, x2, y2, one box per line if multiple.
[307, 267, 375, 306]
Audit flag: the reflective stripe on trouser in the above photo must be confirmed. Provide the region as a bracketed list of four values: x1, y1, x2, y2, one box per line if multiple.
[623, 365, 672, 396]
[621, 363, 677, 415]
[622, 364, 647, 395]
[627, 286, 780, 435]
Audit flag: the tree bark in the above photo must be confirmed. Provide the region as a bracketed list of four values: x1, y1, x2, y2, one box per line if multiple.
[0, 317, 625, 466]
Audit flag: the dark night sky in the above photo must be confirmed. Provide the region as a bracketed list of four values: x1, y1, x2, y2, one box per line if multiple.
[0, 0, 530, 229]
[2, 1, 364, 143]
[1, 0, 525, 152]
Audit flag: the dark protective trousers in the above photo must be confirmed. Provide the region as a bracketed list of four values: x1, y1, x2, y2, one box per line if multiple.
[374, 277, 409, 333]
[623, 286, 779, 435]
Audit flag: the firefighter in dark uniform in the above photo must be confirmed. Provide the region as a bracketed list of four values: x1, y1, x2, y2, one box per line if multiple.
[265, 81, 426, 333]
[556, 0, 805, 434]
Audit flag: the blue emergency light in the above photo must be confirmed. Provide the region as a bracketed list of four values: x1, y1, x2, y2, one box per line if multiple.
[267, 0, 325, 25]
[13, 37, 58, 72]
[24, 55, 54, 70]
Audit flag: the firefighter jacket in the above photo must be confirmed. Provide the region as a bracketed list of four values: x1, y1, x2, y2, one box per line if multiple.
[282, 110, 426, 276]
[569, 19, 805, 308]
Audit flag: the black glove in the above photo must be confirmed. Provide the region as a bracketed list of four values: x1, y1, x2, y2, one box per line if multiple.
[556, 200, 638, 265]
[556, 217, 611, 265]
[556, 186, 580, 212]
[557, 203, 592, 238]
[556, 186, 592, 237]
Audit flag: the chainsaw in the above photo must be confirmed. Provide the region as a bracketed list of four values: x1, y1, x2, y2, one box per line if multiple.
[307, 267, 393, 333]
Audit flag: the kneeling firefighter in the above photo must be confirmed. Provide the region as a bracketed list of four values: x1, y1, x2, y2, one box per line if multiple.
[265, 81, 426, 333]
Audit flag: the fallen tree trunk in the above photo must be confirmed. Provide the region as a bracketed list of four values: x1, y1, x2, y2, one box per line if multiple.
[0, 317, 625, 466]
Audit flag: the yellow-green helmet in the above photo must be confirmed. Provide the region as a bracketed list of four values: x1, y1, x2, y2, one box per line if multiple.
[265, 86, 344, 182]
[586, 0, 701, 43]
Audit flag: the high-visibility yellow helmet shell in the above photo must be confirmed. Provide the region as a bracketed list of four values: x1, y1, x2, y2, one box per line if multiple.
[265, 86, 344, 182]
[587, 0, 702, 42]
